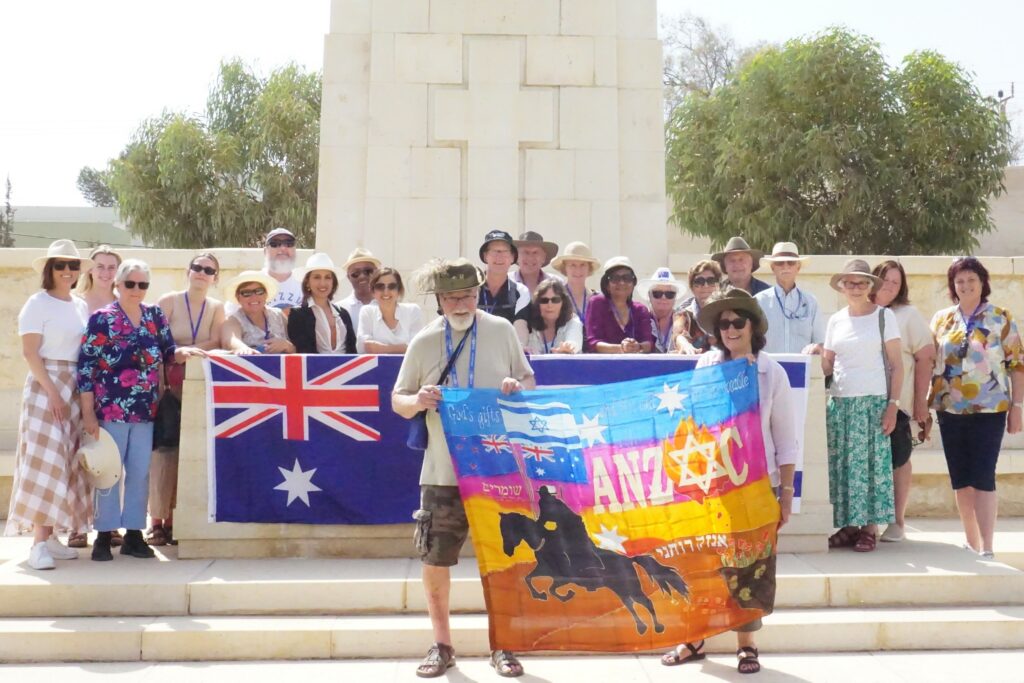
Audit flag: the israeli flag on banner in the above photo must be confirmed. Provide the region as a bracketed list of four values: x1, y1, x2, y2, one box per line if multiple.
[497, 398, 583, 449]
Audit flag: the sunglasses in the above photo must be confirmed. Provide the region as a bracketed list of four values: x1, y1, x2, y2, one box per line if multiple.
[267, 239, 296, 248]
[349, 267, 375, 278]
[52, 261, 82, 272]
[537, 296, 562, 304]
[608, 274, 636, 284]
[122, 280, 150, 290]
[238, 287, 266, 298]
[190, 263, 218, 276]
[691, 276, 717, 287]
[773, 260, 798, 267]
[842, 280, 872, 290]
[651, 290, 676, 300]
[717, 317, 750, 331]
[373, 282, 399, 292]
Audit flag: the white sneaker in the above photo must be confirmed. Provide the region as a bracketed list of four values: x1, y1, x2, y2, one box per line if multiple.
[28, 542, 55, 570]
[45, 535, 79, 560]
[880, 524, 905, 543]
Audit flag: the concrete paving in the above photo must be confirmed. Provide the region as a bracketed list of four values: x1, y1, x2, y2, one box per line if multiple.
[1, 651, 1023, 683]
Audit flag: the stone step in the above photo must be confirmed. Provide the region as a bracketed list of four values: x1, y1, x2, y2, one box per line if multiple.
[0, 528, 1021, 618]
[0, 606, 1022, 663]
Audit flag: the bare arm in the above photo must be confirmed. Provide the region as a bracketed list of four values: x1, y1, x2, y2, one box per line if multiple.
[881, 338, 904, 435]
[363, 340, 408, 354]
[912, 344, 936, 424]
[1009, 369, 1024, 435]
[221, 317, 258, 354]
[821, 349, 835, 377]
[200, 302, 227, 351]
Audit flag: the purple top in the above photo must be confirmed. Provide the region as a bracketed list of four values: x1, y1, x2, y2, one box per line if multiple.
[78, 302, 177, 423]
[584, 294, 655, 351]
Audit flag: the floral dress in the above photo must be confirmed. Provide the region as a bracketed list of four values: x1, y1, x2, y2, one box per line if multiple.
[77, 302, 177, 423]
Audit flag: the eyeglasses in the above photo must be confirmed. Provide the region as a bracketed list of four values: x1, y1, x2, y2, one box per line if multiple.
[348, 267, 375, 279]
[190, 263, 218, 276]
[773, 260, 798, 267]
[441, 293, 475, 305]
[691, 276, 717, 287]
[237, 287, 266, 298]
[122, 280, 150, 290]
[608, 274, 636, 284]
[717, 317, 750, 331]
[650, 290, 677, 300]
[267, 239, 296, 248]
[842, 280, 872, 290]
[373, 282, 399, 292]
[52, 261, 82, 272]
[537, 296, 563, 304]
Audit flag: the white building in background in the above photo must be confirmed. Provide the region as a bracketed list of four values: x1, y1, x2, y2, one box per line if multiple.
[9, 206, 146, 249]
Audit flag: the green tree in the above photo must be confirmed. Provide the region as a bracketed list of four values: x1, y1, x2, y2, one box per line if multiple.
[106, 59, 321, 248]
[76, 166, 116, 207]
[666, 29, 1012, 255]
[0, 177, 14, 248]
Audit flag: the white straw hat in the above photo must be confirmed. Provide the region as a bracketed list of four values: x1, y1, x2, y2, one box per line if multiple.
[31, 239, 89, 274]
[224, 270, 280, 302]
[302, 252, 345, 281]
[77, 427, 122, 490]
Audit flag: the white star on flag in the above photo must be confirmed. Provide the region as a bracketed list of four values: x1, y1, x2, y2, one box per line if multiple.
[655, 383, 687, 416]
[667, 433, 723, 494]
[578, 413, 607, 447]
[593, 525, 628, 553]
[274, 459, 322, 507]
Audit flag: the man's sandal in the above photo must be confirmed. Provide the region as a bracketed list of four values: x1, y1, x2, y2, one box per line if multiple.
[737, 646, 760, 674]
[146, 526, 168, 547]
[415, 642, 455, 678]
[661, 640, 706, 666]
[853, 530, 877, 553]
[489, 650, 524, 678]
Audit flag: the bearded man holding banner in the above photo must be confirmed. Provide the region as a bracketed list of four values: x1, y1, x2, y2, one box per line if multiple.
[392, 258, 536, 679]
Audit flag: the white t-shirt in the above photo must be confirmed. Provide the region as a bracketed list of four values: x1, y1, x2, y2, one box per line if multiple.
[356, 302, 424, 353]
[524, 317, 584, 354]
[339, 293, 376, 336]
[890, 304, 934, 413]
[825, 307, 901, 397]
[263, 270, 303, 310]
[18, 291, 90, 362]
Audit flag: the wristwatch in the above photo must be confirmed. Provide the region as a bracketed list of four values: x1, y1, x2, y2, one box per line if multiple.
[1013, 401, 1023, 409]
[888, 399, 900, 407]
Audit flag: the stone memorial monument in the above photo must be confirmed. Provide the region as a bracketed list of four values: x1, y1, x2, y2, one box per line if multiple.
[316, 0, 668, 276]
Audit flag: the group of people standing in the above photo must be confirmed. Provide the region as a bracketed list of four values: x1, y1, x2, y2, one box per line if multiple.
[5, 226, 1021, 678]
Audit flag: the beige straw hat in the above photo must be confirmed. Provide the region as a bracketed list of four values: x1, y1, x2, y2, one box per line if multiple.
[31, 239, 89, 274]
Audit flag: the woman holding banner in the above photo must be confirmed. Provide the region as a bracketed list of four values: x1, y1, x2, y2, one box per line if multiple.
[662, 288, 797, 675]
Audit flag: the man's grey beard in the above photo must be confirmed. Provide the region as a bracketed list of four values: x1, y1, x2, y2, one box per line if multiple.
[266, 256, 295, 275]
[445, 312, 475, 331]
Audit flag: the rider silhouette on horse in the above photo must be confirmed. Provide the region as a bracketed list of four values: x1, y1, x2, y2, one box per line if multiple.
[536, 486, 604, 579]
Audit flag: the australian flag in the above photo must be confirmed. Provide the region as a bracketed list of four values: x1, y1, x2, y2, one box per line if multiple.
[207, 354, 419, 524]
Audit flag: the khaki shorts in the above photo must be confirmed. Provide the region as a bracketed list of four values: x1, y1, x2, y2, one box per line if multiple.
[413, 485, 469, 567]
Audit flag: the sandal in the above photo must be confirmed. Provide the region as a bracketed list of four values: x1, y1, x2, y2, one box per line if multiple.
[737, 646, 760, 674]
[165, 525, 178, 547]
[146, 525, 168, 547]
[415, 642, 455, 678]
[110, 530, 124, 548]
[853, 530, 876, 553]
[828, 527, 859, 549]
[489, 650, 524, 678]
[661, 640, 706, 666]
[67, 533, 88, 549]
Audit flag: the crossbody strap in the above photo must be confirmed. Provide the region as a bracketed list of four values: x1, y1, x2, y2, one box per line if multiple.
[879, 308, 891, 399]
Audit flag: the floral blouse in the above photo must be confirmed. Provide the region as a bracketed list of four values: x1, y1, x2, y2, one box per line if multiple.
[78, 302, 177, 423]
[930, 303, 1024, 414]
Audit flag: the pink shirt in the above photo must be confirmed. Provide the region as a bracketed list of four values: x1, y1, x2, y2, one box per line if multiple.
[584, 295, 655, 351]
[697, 350, 799, 485]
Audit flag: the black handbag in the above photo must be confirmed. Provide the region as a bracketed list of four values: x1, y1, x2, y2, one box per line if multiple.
[407, 324, 472, 450]
[152, 391, 182, 449]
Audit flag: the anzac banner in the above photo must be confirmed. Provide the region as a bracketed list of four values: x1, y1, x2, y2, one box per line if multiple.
[439, 358, 780, 651]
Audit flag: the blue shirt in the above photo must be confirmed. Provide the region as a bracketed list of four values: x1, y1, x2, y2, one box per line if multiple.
[755, 284, 825, 354]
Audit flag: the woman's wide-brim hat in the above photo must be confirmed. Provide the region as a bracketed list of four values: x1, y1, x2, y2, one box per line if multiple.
[711, 237, 763, 271]
[829, 258, 882, 292]
[761, 241, 809, 263]
[302, 252, 345, 281]
[513, 231, 558, 265]
[77, 427, 122, 491]
[638, 267, 687, 300]
[32, 239, 90, 274]
[697, 288, 769, 336]
[224, 270, 279, 301]
[422, 258, 485, 294]
[340, 247, 382, 272]
[601, 256, 637, 279]
[551, 241, 600, 275]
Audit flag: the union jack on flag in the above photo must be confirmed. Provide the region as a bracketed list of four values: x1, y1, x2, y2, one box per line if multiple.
[481, 434, 512, 453]
[208, 354, 381, 442]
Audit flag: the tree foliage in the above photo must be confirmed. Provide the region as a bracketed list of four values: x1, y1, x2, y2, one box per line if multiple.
[77, 166, 116, 207]
[106, 59, 321, 248]
[666, 29, 1012, 255]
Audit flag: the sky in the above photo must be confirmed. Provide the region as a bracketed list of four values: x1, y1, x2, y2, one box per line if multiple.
[1, 0, 1020, 207]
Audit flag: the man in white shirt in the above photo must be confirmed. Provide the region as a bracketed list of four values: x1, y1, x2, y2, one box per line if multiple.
[262, 228, 304, 310]
[755, 242, 825, 354]
[337, 247, 381, 336]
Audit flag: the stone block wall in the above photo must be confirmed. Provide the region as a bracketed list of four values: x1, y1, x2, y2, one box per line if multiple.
[317, 0, 668, 278]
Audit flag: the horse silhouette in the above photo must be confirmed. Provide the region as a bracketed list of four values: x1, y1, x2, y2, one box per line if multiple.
[499, 509, 689, 635]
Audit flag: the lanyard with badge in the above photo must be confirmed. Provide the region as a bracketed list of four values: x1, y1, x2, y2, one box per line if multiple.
[570, 289, 589, 325]
[444, 318, 478, 388]
[956, 302, 986, 360]
[774, 285, 807, 320]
